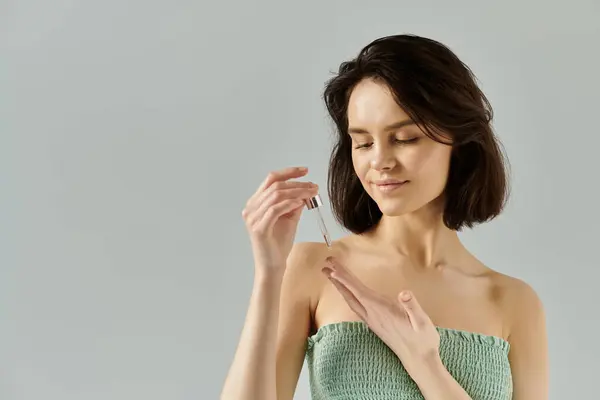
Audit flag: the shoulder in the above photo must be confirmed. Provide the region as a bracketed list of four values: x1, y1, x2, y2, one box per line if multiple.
[286, 236, 354, 271]
[283, 238, 354, 309]
[287, 241, 331, 269]
[488, 273, 549, 397]
[285, 241, 333, 284]
[282, 241, 332, 305]
[490, 271, 546, 340]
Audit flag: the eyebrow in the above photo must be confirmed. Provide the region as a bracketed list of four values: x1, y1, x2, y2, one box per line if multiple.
[347, 119, 416, 134]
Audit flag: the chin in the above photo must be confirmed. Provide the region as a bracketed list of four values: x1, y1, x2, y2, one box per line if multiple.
[376, 195, 444, 219]
[374, 199, 417, 217]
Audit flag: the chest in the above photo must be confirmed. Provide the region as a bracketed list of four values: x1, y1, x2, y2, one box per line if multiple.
[306, 321, 513, 400]
[313, 258, 506, 339]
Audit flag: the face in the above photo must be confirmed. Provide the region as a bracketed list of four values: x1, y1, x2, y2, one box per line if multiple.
[346, 78, 452, 217]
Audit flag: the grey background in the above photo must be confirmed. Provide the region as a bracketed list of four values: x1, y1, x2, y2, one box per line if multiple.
[2, 0, 599, 399]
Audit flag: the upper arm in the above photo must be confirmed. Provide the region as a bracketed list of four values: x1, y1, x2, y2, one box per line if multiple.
[506, 279, 549, 400]
[275, 242, 325, 400]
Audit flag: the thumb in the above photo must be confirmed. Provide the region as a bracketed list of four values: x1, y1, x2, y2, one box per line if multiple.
[398, 290, 426, 329]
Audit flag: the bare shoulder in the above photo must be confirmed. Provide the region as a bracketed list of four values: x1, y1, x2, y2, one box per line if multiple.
[284, 238, 357, 305]
[286, 237, 356, 271]
[272, 242, 334, 400]
[286, 241, 333, 280]
[282, 241, 333, 306]
[487, 272, 549, 397]
[287, 241, 331, 270]
[488, 270, 546, 339]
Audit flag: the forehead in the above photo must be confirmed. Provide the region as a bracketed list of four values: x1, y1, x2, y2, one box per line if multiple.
[347, 79, 410, 126]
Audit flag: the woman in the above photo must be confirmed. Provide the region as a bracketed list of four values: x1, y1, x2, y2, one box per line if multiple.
[220, 34, 548, 400]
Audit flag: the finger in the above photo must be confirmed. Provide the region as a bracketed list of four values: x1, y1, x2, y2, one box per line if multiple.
[324, 269, 368, 321]
[256, 167, 309, 195]
[248, 186, 318, 225]
[261, 180, 318, 197]
[257, 183, 318, 208]
[246, 181, 318, 215]
[398, 290, 429, 330]
[281, 203, 305, 219]
[325, 256, 374, 300]
[252, 199, 305, 234]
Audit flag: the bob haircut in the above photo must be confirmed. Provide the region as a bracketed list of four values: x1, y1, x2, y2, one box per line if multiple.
[323, 34, 510, 233]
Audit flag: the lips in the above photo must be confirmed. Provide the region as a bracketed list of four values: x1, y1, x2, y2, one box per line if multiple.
[373, 179, 408, 186]
[372, 179, 408, 193]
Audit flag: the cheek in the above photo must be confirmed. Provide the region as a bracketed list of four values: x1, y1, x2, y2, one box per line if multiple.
[411, 147, 452, 186]
[352, 154, 377, 197]
[352, 154, 369, 180]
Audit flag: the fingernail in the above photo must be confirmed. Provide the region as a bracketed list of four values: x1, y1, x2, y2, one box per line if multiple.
[400, 291, 412, 301]
[322, 266, 333, 277]
[298, 167, 307, 172]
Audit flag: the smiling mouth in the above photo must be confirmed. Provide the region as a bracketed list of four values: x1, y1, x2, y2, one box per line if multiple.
[373, 181, 408, 192]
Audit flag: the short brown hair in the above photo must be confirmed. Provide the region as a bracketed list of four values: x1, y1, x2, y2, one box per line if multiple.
[323, 34, 510, 233]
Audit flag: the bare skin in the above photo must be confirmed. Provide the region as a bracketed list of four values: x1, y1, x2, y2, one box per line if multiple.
[221, 78, 548, 399]
[275, 232, 547, 400]
[221, 195, 548, 400]
[313, 235, 506, 340]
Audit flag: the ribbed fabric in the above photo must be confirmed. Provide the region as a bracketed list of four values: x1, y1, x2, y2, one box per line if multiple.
[305, 321, 512, 400]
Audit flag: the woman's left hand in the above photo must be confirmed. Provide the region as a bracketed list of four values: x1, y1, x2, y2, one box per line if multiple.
[322, 256, 442, 381]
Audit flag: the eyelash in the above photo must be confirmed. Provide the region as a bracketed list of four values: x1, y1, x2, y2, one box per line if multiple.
[354, 137, 419, 150]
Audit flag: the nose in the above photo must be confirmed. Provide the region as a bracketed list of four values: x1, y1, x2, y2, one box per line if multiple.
[370, 143, 397, 171]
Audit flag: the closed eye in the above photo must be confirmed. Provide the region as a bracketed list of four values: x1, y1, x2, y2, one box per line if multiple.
[394, 137, 419, 145]
[354, 137, 419, 150]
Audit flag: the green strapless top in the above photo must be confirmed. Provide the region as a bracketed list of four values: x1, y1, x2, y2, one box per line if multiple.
[305, 321, 512, 400]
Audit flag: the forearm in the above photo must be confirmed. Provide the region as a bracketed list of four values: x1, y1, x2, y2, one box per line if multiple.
[413, 356, 473, 400]
[220, 271, 284, 400]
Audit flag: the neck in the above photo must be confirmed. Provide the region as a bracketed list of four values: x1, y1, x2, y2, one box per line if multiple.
[366, 201, 466, 269]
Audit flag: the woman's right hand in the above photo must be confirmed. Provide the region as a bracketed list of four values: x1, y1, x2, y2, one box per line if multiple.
[242, 166, 319, 278]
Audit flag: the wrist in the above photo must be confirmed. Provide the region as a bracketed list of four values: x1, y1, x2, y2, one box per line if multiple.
[253, 268, 285, 290]
[410, 352, 445, 388]
[248, 272, 284, 317]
